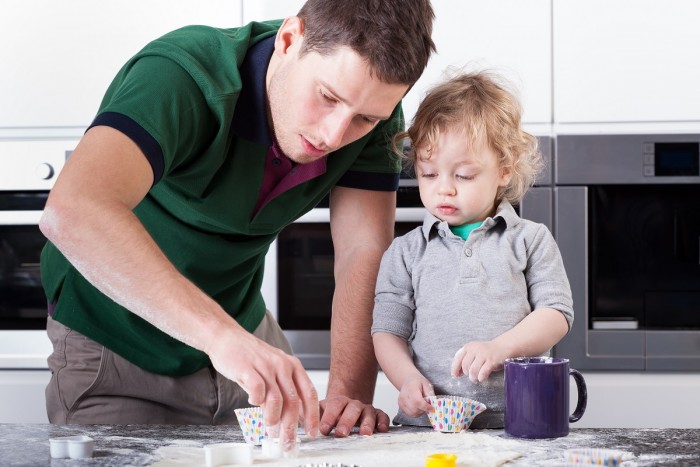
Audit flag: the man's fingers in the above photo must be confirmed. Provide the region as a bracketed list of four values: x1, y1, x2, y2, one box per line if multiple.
[278, 379, 300, 452]
[319, 397, 347, 436]
[333, 399, 364, 438]
[375, 408, 390, 432]
[294, 368, 320, 439]
[239, 371, 266, 407]
[357, 404, 377, 436]
[262, 382, 284, 431]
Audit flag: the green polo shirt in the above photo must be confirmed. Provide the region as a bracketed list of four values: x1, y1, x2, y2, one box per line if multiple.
[40, 21, 403, 376]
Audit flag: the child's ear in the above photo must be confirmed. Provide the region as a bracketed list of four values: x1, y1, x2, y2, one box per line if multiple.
[499, 165, 513, 187]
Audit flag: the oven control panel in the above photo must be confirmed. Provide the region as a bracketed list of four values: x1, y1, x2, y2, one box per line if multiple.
[0, 140, 78, 191]
[557, 134, 700, 184]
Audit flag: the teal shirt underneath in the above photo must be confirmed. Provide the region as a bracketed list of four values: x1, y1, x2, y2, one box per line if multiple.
[449, 221, 483, 240]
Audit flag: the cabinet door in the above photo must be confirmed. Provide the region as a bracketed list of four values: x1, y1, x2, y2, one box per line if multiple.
[1, 0, 242, 132]
[403, 0, 552, 125]
[242, 0, 304, 23]
[553, 0, 700, 123]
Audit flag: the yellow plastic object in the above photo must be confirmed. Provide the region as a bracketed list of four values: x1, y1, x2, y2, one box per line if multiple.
[426, 452, 457, 467]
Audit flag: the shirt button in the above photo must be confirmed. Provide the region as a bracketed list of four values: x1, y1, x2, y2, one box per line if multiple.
[465, 248, 472, 257]
[272, 158, 281, 166]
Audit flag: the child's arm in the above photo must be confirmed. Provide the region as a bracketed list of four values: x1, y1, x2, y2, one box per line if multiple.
[373, 332, 435, 417]
[451, 307, 569, 382]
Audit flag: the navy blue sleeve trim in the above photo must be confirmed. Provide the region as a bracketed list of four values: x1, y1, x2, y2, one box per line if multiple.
[88, 112, 165, 186]
[335, 170, 400, 191]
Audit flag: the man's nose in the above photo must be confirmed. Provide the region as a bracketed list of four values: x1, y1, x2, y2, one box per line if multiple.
[320, 110, 352, 150]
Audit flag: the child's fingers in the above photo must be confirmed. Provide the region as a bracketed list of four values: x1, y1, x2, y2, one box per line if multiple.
[468, 355, 486, 382]
[451, 347, 467, 377]
[422, 380, 435, 398]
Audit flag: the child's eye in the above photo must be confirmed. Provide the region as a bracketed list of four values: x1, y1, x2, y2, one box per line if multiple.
[420, 172, 437, 179]
[320, 90, 336, 103]
[457, 174, 476, 181]
[361, 115, 379, 125]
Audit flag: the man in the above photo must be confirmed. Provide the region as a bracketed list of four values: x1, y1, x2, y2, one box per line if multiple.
[39, 0, 435, 450]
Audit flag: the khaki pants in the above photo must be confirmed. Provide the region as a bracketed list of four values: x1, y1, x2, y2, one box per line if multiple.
[45, 311, 292, 425]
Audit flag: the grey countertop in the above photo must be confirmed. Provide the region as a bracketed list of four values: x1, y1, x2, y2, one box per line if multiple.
[1, 423, 699, 466]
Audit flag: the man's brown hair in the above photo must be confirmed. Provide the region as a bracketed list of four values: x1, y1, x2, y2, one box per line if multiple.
[297, 0, 436, 85]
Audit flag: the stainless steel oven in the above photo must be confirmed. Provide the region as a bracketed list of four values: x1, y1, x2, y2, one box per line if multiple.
[552, 134, 700, 371]
[264, 136, 554, 369]
[0, 140, 75, 369]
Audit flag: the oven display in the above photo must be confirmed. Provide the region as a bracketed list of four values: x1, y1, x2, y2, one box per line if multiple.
[654, 142, 700, 176]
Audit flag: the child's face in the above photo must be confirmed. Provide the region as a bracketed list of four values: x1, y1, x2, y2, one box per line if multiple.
[415, 128, 511, 226]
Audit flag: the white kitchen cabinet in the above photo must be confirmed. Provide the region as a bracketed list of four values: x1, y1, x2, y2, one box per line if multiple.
[553, 0, 700, 124]
[403, 0, 552, 126]
[242, 0, 305, 24]
[0, 0, 242, 135]
[241, 0, 552, 126]
[0, 370, 51, 423]
[570, 373, 700, 429]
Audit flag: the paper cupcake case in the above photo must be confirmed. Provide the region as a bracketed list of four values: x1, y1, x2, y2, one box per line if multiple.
[426, 395, 487, 432]
[565, 448, 627, 466]
[234, 406, 268, 445]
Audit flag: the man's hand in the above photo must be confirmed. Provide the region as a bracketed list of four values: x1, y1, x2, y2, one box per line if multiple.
[206, 328, 320, 451]
[319, 395, 390, 437]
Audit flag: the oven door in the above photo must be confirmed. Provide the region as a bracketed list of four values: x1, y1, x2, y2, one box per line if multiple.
[263, 207, 426, 369]
[554, 134, 700, 371]
[0, 193, 53, 368]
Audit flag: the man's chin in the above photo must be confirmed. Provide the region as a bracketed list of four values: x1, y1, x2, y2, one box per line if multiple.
[290, 153, 328, 164]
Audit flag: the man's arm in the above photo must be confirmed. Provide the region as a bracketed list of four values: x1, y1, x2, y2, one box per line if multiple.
[40, 126, 319, 446]
[321, 185, 395, 436]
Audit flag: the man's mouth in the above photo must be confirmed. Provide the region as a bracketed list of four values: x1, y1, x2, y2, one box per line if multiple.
[301, 136, 327, 157]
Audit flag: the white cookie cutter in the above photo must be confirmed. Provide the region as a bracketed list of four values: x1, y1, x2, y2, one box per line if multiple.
[49, 435, 95, 459]
[204, 442, 253, 466]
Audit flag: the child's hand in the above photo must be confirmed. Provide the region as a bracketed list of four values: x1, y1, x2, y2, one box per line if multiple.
[450, 341, 507, 383]
[398, 375, 435, 417]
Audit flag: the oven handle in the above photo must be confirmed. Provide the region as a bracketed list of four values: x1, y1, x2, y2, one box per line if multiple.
[294, 207, 426, 223]
[0, 210, 43, 225]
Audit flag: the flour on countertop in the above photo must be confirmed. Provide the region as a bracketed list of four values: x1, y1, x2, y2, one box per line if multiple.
[149, 431, 524, 467]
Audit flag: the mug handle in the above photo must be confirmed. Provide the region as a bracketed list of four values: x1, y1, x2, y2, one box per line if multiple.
[569, 368, 587, 423]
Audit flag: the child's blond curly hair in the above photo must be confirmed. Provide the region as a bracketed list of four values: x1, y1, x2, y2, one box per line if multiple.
[394, 70, 542, 205]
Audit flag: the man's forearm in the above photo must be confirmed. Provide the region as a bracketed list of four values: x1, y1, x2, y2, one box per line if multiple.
[326, 248, 384, 402]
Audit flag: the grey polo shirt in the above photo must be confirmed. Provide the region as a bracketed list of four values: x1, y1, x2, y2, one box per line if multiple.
[372, 200, 574, 428]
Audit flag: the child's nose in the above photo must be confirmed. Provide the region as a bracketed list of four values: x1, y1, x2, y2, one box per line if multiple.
[438, 178, 456, 195]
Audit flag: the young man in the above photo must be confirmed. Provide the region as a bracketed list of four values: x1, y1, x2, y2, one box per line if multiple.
[39, 0, 435, 451]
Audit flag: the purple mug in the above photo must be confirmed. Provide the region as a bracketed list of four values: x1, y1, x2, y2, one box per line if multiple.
[504, 357, 587, 439]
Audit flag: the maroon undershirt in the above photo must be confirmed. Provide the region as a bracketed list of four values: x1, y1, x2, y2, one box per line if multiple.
[252, 140, 327, 216]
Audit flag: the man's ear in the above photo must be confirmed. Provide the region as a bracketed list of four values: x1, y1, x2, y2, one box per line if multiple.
[274, 16, 304, 57]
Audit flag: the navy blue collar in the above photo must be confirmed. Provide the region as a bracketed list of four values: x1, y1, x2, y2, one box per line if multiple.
[231, 36, 275, 146]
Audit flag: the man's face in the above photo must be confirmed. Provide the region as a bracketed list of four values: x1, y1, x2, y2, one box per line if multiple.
[267, 24, 408, 164]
